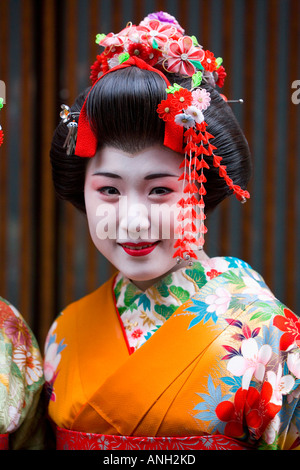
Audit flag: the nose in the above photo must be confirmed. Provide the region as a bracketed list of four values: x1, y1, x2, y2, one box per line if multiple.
[118, 197, 150, 240]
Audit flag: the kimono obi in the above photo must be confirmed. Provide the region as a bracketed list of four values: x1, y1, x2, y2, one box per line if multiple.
[0, 434, 9, 450]
[56, 427, 250, 450]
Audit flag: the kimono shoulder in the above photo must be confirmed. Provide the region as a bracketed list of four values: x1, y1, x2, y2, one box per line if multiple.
[44, 273, 130, 430]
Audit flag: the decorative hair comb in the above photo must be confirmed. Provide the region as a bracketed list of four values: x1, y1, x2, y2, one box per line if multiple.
[0, 97, 4, 147]
[60, 12, 250, 264]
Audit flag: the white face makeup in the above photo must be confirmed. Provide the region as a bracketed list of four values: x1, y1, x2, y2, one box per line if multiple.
[84, 145, 194, 290]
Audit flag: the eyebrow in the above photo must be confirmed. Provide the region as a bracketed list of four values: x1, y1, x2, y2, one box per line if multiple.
[92, 172, 178, 180]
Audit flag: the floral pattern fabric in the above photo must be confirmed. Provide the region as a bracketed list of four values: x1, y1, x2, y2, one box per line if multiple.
[0, 297, 44, 434]
[114, 256, 250, 352]
[177, 264, 300, 450]
[114, 257, 300, 449]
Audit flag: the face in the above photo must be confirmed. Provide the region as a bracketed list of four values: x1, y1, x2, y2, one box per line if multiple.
[84, 145, 186, 289]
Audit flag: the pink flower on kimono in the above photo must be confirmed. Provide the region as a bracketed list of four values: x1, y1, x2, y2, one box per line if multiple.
[7, 405, 22, 433]
[44, 342, 62, 383]
[3, 316, 32, 348]
[167, 36, 205, 76]
[227, 338, 272, 389]
[266, 364, 295, 405]
[205, 287, 231, 317]
[138, 20, 177, 48]
[287, 351, 300, 378]
[263, 414, 281, 445]
[242, 275, 275, 302]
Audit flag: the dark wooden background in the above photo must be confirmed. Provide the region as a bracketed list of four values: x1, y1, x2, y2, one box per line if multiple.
[0, 0, 299, 348]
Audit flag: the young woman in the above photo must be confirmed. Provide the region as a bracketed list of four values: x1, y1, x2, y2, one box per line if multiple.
[44, 12, 300, 450]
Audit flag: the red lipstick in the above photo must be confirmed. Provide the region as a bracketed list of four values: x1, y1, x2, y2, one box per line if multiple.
[119, 241, 160, 257]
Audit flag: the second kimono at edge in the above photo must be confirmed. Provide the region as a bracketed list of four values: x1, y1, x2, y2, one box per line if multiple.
[44, 256, 300, 450]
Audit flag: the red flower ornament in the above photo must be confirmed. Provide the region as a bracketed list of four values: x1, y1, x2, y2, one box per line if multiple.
[157, 97, 179, 122]
[202, 50, 217, 72]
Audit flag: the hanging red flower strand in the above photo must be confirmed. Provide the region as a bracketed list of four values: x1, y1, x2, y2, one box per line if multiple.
[157, 84, 250, 263]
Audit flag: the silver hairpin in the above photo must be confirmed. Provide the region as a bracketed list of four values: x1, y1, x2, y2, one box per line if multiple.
[226, 99, 244, 103]
[60, 104, 80, 155]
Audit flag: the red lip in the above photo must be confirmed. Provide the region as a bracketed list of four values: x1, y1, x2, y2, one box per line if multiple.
[119, 241, 160, 257]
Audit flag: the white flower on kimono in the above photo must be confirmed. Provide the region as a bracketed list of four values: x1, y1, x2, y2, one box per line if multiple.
[267, 364, 295, 405]
[287, 351, 300, 379]
[227, 338, 272, 389]
[13, 345, 43, 386]
[205, 287, 231, 318]
[44, 342, 62, 383]
[6, 405, 22, 433]
[242, 275, 274, 302]
[263, 414, 281, 445]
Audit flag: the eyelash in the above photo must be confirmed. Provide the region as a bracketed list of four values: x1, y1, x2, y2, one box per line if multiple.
[97, 186, 173, 196]
[97, 186, 120, 196]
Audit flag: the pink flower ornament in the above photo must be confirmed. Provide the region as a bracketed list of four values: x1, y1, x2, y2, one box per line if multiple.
[192, 88, 211, 111]
[167, 36, 205, 77]
[138, 20, 177, 48]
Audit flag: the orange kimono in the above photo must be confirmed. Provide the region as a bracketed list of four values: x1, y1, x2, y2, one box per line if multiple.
[44, 257, 300, 450]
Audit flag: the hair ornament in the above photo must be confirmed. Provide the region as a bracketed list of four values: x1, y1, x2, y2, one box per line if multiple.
[60, 104, 80, 155]
[62, 11, 250, 264]
[0, 97, 4, 147]
[156, 80, 250, 262]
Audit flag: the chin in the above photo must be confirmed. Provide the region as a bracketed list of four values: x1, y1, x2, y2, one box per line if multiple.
[117, 256, 175, 283]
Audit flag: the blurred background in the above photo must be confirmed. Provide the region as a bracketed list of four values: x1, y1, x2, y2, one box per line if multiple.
[0, 0, 299, 348]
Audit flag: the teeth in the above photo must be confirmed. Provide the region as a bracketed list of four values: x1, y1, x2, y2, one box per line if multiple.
[123, 244, 154, 250]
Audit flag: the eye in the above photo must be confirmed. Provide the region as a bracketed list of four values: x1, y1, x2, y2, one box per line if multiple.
[97, 186, 120, 196]
[149, 187, 173, 196]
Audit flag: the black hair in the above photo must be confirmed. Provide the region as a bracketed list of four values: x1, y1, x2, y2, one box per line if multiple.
[50, 66, 252, 213]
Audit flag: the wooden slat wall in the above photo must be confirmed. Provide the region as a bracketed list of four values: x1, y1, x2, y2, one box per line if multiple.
[0, 0, 299, 348]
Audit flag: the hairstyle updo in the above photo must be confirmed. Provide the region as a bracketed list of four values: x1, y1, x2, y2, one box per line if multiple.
[50, 65, 252, 213]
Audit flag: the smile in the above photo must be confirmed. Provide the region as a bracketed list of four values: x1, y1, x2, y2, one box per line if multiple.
[119, 241, 160, 257]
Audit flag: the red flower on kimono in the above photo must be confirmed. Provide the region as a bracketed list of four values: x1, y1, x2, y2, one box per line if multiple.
[273, 308, 300, 351]
[167, 36, 205, 77]
[215, 387, 248, 439]
[244, 382, 281, 439]
[216, 383, 281, 441]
